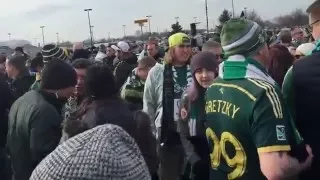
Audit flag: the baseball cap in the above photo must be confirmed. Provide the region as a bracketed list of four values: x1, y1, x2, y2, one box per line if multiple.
[111, 41, 130, 52]
[168, 33, 191, 48]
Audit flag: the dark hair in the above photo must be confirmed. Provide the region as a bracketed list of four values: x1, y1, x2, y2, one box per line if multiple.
[138, 56, 157, 68]
[0, 54, 6, 64]
[71, 58, 92, 69]
[30, 56, 44, 69]
[14, 47, 23, 53]
[36, 52, 43, 58]
[7, 55, 27, 72]
[85, 63, 117, 99]
[279, 30, 292, 44]
[268, 44, 294, 86]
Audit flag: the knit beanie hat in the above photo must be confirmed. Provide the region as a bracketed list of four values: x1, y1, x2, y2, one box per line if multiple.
[40, 58, 77, 90]
[42, 44, 67, 63]
[29, 124, 151, 180]
[220, 19, 266, 57]
[190, 51, 219, 74]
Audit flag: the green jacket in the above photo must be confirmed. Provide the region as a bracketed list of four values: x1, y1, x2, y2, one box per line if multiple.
[7, 90, 63, 180]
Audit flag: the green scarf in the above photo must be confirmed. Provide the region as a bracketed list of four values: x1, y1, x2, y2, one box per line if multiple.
[311, 40, 320, 54]
[219, 55, 276, 86]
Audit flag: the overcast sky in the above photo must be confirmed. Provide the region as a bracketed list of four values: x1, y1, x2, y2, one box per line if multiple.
[0, 0, 312, 44]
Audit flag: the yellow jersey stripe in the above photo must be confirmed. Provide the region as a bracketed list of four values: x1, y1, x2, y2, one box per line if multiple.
[210, 83, 256, 101]
[248, 79, 281, 118]
[255, 80, 283, 118]
[257, 145, 291, 153]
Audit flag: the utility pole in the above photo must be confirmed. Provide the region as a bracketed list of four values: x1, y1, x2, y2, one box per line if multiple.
[56, 32, 60, 45]
[205, 0, 209, 35]
[122, 25, 126, 38]
[231, 0, 235, 18]
[40, 26, 45, 46]
[146, 15, 152, 36]
[84, 9, 94, 49]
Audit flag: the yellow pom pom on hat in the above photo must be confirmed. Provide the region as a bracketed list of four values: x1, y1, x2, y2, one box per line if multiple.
[168, 32, 191, 48]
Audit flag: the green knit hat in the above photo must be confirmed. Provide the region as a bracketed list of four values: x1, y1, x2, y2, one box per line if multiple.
[220, 19, 266, 57]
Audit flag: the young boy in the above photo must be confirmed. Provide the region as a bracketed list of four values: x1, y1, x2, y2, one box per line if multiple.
[121, 56, 157, 110]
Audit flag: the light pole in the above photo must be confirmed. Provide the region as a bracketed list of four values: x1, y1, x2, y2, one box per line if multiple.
[146, 15, 152, 36]
[40, 26, 45, 46]
[122, 25, 126, 38]
[90, 25, 94, 42]
[84, 8, 94, 49]
[193, 17, 197, 23]
[231, 0, 235, 18]
[56, 32, 60, 45]
[8, 33, 11, 41]
[205, 0, 209, 35]
[244, 7, 247, 19]
[34, 38, 37, 46]
[175, 16, 179, 23]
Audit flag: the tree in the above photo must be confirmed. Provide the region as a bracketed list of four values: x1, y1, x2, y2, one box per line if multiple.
[171, 22, 183, 35]
[246, 9, 265, 27]
[219, 9, 232, 24]
[275, 8, 308, 27]
[215, 9, 232, 35]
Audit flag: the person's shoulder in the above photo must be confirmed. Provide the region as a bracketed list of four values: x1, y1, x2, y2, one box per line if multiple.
[148, 63, 164, 79]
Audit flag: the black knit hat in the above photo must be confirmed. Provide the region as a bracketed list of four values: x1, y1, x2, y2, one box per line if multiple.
[42, 44, 67, 63]
[190, 51, 219, 75]
[40, 58, 77, 90]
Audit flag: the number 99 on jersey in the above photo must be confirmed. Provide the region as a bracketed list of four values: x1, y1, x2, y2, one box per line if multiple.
[206, 127, 247, 179]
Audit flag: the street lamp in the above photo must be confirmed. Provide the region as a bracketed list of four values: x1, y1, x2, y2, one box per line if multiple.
[231, 0, 235, 18]
[146, 15, 152, 35]
[8, 33, 11, 41]
[122, 25, 126, 38]
[56, 33, 60, 45]
[90, 25, 94, 41]
[244, 7, 248, 18]
[84, 8, 94, 49]
[40, 26, 45, 46]
[205, 0, 209, 35]
[175, 16, 179, 23]
[193, 17, 197, 23]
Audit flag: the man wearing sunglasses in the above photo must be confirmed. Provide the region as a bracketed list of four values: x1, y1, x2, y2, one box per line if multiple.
[282, 1, 320, 179]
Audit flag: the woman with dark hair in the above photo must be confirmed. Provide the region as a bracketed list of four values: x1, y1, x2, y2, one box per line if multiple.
[61, 63, 158, 179]
[179, 51, 219, 180]
[268, 44, 294, 86]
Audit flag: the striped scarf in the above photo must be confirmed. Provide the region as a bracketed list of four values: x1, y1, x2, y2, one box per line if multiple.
[312, 40, 320, 54]
[219, 55, 276, 86]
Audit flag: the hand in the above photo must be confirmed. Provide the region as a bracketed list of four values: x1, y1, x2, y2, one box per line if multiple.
[300, 145, 313, 170]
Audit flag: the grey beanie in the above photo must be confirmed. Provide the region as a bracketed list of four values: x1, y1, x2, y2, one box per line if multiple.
[30, 124, 151, 180]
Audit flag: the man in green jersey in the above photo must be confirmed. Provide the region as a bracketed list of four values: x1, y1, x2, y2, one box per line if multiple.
[205, 19, 313, 180]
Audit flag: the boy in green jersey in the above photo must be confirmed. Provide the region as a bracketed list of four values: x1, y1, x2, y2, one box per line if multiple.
[205, 19, 313, 180]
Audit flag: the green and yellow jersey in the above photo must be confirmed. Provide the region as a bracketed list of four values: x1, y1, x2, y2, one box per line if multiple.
[205, 77, 295, 180]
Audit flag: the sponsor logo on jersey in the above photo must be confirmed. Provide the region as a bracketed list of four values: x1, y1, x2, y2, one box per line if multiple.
[276, 125, 286, 141]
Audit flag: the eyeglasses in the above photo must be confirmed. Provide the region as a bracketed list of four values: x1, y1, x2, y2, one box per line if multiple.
[309, 20, 320, 28]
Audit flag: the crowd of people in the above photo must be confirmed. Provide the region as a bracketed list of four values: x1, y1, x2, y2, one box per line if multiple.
[1, 1, 320, 180]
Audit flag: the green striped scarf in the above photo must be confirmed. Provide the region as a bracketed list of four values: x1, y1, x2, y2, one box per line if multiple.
[219, 55, 276, 86]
